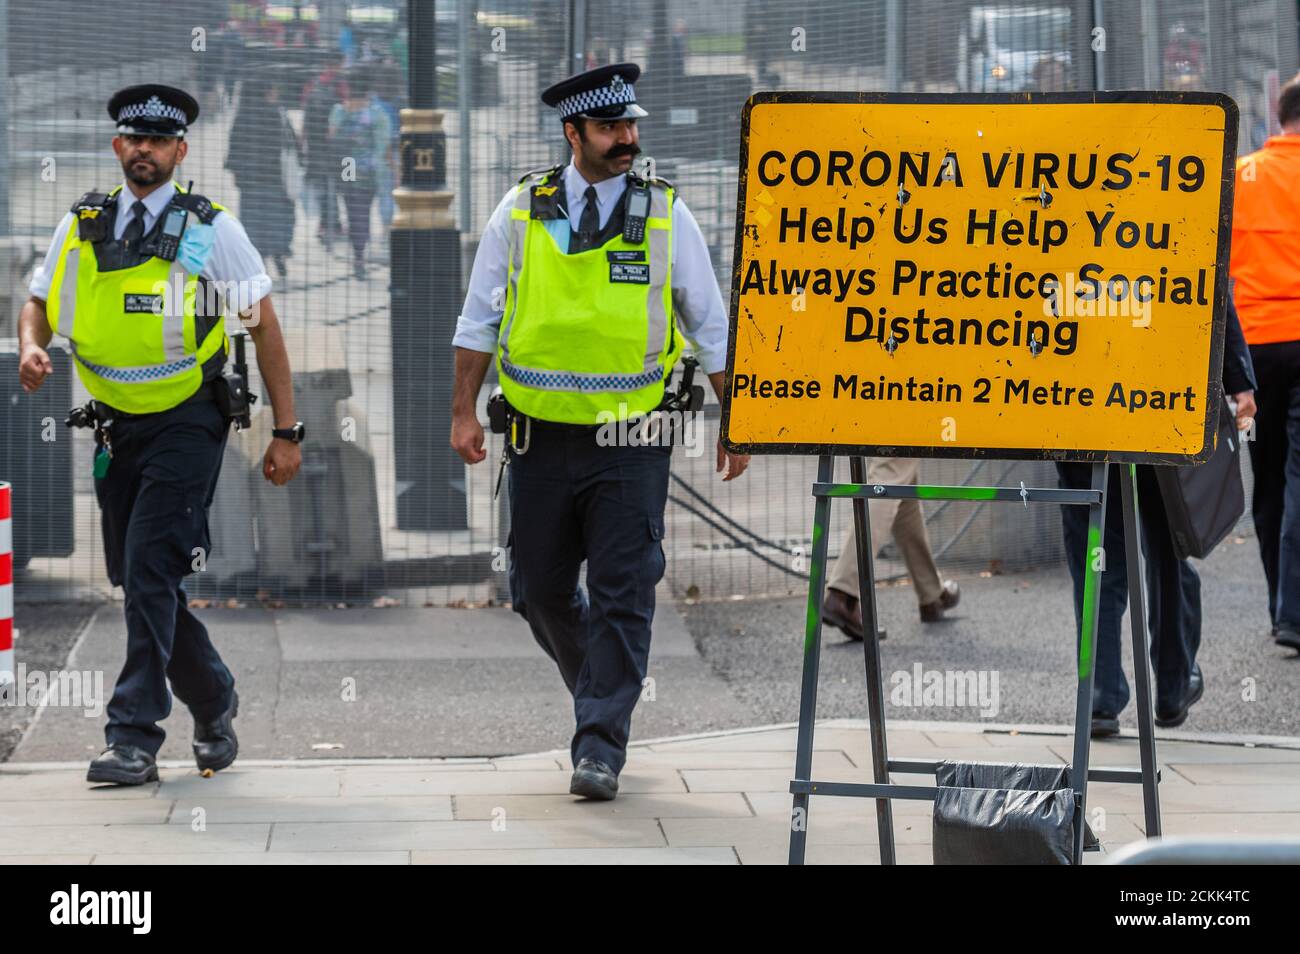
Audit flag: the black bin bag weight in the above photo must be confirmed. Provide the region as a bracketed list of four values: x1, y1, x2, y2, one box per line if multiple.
[932, 761, 1097, 865]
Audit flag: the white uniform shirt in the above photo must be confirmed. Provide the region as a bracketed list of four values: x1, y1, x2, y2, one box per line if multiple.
[29, 179, 272, 313]
[452, 162, 730, 375]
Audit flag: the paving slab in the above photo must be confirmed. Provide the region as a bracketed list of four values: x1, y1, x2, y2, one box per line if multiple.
[623, 749, 857, 770]
[1, 720, 1296, 864]
[645, 727, 938, 753]
[1, 823, 272, 856]
[269, 818, 668, 852]
[661, 814, 934, 848]
[451, 792, 752, 820]
[1164, 761, 1300, 785]
[166, 795, 454, 824]
[410, 847, 738, 865]
[733, 843, 936, 865]
[1155, 813, 1300, 836]
[0, 798, 173, 827]
[93, 852, 410, 865]
[743, 789, 938, 819]
[0, 854, 96, 864]
[338, 767, 688, 797]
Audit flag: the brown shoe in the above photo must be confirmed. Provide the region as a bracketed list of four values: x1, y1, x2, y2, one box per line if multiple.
[919, 580, 960, 623]
[822, 588, 886, 641]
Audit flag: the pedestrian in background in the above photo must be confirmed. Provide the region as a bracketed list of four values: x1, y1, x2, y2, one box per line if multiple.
[329, 70, 391, 280]
[371, 64, 403, 236]
[1231, 71, 1300, 652]
[1057, 296, 1256, 736]
[822, 457, 960, 642]
[226, 74, 300, 282]
[301, 52, 347, 248]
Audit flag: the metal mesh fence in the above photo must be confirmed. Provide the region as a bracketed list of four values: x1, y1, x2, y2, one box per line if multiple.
[1, 0, 1294, 606]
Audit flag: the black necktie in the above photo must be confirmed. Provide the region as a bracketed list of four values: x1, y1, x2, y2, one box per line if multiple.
[122, 200, 146, 247]
[576, 185, 599, 251]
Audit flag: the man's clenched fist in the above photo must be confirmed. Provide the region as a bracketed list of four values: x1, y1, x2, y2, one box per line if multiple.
[19, 345, 53, 393]
[451, 413, 487, 464]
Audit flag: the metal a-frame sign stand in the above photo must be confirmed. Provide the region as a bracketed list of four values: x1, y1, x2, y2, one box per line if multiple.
[716, 88, 1236, 866]
[787, 455, 1162, 864]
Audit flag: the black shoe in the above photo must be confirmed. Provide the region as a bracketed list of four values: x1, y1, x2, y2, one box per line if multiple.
[1155, 667, 1204, 728]
[1275, 626, 1300, 652]
[569, 757, 619, 801]
[193, 691, 239, 774]
[822, 588, 886, 641]
[1091, 712, 1120, 738]
[87, 744, 158, 786]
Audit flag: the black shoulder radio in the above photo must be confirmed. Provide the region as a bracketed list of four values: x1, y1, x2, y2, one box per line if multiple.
[623, 182, 650, 244]
[153, 180, 193, 261]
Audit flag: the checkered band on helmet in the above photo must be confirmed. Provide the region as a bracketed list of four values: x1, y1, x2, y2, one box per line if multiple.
[556, 77, 637, 119]
[117, 95, 188, 125]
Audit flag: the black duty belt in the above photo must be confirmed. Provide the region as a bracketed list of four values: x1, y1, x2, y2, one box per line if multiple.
[525, 417, 605, 433]
[69, 379, 221, 426]
[485, 356, 704, 498]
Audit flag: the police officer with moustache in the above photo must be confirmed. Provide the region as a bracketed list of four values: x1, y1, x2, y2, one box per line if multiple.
[451, 64, 749, 800]
[18, 85, 306, 785]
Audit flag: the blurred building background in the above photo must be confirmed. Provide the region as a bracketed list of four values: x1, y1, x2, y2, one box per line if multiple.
[1, 0, 1295, 606]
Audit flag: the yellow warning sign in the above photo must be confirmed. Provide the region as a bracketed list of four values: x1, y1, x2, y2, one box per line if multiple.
[721, 92, 1237, 463]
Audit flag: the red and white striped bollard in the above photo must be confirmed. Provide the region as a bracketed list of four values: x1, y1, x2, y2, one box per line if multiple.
[0, 483, 12, 686]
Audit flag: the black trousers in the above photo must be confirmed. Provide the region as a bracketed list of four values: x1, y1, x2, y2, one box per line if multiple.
[507, 423, 671, 774]
[1056, 463, 1200, 716]
[1247, 339, 1300, 630]
[94, 398, 234, 756]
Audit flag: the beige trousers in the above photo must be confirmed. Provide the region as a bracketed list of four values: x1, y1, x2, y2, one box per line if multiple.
[827, 457, 943, 606]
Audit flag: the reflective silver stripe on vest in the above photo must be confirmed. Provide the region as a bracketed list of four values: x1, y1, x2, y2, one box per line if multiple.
[643, 186, 672, 372]
[59, 246, 80, 339]
[500, 356, 664, 394]
[161, 258, 188, 360]
[499, 186, 531, 363]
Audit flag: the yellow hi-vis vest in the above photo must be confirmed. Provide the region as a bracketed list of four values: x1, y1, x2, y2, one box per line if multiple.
[497, 168, 681, 424]
[45, 184, 229, 414]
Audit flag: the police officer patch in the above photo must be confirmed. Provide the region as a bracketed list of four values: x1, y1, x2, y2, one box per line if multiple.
[609, 262, 649, 284]
[123, 293, 162, 313]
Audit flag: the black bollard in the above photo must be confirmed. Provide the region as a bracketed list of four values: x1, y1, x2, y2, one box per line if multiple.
[390, 0, 465, 530]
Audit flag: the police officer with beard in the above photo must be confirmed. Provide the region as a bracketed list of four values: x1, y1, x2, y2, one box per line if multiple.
[19, 85, 305, 785]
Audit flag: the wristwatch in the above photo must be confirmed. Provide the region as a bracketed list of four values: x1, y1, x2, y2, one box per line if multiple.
[272, 422, 306, 444]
